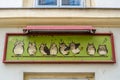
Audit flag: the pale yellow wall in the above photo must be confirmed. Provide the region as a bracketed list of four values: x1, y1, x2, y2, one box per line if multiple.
[85, 0, 95, 7]
[23, 0, 34, 7]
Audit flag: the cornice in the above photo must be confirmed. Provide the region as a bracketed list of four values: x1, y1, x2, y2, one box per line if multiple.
[0, 8, 120, 27]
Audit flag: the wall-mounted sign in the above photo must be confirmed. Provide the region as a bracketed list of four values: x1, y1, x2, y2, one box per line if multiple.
[3, 33, 116, 63]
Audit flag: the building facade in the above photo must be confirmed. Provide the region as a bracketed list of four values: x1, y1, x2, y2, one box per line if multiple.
[0, 0, 120, 80]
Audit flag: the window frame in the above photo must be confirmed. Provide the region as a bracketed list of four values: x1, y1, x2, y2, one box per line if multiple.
[34, 0, 84, 8]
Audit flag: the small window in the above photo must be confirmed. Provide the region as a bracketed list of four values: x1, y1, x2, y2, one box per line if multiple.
[38, 0, 57, 5]
[35, 0, 84, 8]
[35, 0, 59, 8]
[61, 0, 84, 8]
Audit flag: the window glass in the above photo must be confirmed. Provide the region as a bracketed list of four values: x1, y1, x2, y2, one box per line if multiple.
[38, 0, 57, 5]
[62, 0, 81, 6]
[35, 0, 83, 8]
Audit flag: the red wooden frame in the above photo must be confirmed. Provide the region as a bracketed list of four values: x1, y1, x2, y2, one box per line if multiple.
[23, 26, 96, 33]
[3, 33, 116, 64]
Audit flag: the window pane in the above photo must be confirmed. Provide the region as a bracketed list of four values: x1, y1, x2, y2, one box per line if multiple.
[62, 0, 81, 6]
[38, 0, 57, 5]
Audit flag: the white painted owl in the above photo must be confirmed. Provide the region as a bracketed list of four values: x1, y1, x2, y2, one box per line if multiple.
[86, 43, 96, 56]
[13, 40, 24, 56]
[39, 43, 50, 55]
[70, 42, 80, 54]
[27, 42, 37, 56]
[50, 43, 58, 56]
[97, 45, 108, 56]
[59, 42, 70, 55]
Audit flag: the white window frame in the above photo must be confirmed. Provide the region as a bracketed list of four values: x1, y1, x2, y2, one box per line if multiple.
[34, 0, 84, 8]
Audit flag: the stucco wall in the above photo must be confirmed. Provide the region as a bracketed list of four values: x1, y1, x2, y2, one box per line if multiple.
[0, 0, 22, 8]
[95, 0, 120, 8]
[0, 27, 120, 80]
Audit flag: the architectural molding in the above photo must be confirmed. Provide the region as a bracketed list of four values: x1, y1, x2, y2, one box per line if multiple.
[0, 8, 120, 27]
[0, 17, 120, 27]
[0, 8, 120, 18]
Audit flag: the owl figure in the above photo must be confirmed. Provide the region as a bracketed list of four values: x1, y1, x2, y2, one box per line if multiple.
[50, 43, 58, 56]
[97, 45, 108, 56]
[69, 42, 80, 54]
[39, 43, 50, 56]
[59, 42, 70, 55]
[27, 42, 37, 56]
[86, 43, 96, 56]
[13, 40, 24, 56]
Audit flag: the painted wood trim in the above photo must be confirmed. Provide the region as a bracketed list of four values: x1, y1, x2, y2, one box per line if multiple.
[24, 73, 95, 80]
[0, 17, 120, 28]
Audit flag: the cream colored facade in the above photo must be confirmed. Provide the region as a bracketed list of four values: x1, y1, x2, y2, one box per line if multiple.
[0, 8, 120, 27]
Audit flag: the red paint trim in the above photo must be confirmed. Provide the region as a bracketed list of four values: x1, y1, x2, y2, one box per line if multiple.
[23, 26, 96, 30]
[2, 33, 8, 63]
[3, 33, 116, 64]
[110, 33, 116, 63]
[3, 60, 115, 64]
[5, 32, 112, 36]
[23, 26, 96, 34]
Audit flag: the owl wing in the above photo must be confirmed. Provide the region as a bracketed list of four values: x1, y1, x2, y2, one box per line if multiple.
[75, 43, 80, 49]
[64, 46, 70, 51]
[44, 46, 50, 55]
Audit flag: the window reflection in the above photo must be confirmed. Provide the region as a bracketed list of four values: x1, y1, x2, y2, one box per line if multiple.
[62, 0, 81, 6]
[38, 0, 57, 5]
